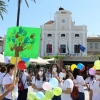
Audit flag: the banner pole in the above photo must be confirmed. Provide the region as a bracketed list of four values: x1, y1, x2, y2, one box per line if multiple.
[13, 57, 18, 85]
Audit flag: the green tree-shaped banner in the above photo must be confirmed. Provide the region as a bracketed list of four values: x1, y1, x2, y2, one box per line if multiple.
[4, 27, 41, 58]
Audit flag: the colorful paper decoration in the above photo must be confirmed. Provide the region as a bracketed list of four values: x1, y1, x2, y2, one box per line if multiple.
[4, 27, 41, 58]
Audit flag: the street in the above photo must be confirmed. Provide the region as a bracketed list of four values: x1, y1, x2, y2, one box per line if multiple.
[28, 86, 89, 100]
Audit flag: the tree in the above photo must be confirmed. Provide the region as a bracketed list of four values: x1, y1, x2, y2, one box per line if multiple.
[0, 0, 7, 20]
[8, 0, 36, 26]
[7, 27, 36, 57]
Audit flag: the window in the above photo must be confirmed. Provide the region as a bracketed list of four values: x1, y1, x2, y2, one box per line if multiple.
[75, 34, 79, 37]
[47, 34, 52, 37]
[46, 44, 52, 53]
[95, 43, 98, 49]
[74, 45, 80, 53]
[61, 34, 65, 37]
[90, 43, 93, 49]
[60, 45, 66, 53]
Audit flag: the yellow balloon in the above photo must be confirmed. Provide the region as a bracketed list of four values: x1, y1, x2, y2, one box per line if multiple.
[71, 64, 77, 71]
[94, 60, 100, 70]
[10, 57, 21, 65]
[93, 66, 96, 70]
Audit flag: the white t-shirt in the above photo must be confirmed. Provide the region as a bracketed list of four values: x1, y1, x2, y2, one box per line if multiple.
[45, 73, 51, 82]
[46, 72, 61, 82]
[90, 80, 100, 100]
[73, 75, 85, 93]
[85, 77, 95, 86]
[21, 72, 28, 89]
[0, 72, 5, 84]
[32, 76, 44, 92]
[13, 83, 18, 100]
[2, 74, 13, 99]
[59, 72, 64, 79]
[61, 79, 73, 100]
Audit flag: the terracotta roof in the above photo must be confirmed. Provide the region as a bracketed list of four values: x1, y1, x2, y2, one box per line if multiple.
[44, 20, 54, 25]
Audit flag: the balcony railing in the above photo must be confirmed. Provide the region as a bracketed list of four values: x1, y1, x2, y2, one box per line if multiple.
[44, 53, 82, 57]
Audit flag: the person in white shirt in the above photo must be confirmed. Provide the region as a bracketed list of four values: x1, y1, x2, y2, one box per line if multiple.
[85, 75, 95, 91]
[90, 70, 100, 100]
[60, 69, 74, 100]
[32, 67, 46, 92]
[45, 68, 51, 82]
[49, 64, 61, 100]
[73, 68, 86, 100]
[2, 64, 19, 100]
[18, 70, 29, 100]
[0, 66, 6, 94]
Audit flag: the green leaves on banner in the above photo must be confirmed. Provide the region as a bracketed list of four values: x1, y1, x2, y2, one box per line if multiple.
[4, 27, 41, 58]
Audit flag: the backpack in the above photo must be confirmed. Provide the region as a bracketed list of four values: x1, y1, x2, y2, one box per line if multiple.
[18, 73, 26, 91]
[71, 85, 79, 99]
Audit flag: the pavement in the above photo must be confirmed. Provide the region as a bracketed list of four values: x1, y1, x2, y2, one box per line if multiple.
[28, 86, 89, 100]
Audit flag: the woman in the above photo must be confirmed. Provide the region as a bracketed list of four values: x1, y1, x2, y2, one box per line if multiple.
[73, 68, 86, 100]
[32, 67, 46, 92]
[2, 64, 18, 100]
[85, 75, 95, 91]
[60, 69, 74, 100]
[89, 70, 100, 100]
[49, 64, 61, 100]
[0, 66, 6, 94]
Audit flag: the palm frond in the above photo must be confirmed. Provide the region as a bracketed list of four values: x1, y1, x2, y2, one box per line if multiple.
[32, 0, 36, 3]
[0, 11, 3, 20]
[25, 0, 29, 8]
[0, 0, 7, 20]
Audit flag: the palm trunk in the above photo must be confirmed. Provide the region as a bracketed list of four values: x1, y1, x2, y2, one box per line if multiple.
[16, 0, 21, 26]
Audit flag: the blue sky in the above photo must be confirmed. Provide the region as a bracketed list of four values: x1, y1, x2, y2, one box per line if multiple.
[0, 0, 100, 37]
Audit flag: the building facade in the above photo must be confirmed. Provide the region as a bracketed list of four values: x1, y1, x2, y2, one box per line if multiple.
[87, 35, 100, 55]
[40, 7, 87, 57]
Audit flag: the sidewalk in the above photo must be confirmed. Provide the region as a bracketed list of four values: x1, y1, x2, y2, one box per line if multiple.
[28, 86, 89, 100]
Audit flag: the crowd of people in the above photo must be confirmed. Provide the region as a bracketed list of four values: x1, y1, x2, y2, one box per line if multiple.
[0, 63, 100, 100]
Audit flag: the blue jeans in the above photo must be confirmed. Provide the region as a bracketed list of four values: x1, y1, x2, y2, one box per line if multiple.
[75, 92, 85, 100]
[52, 95, 61, 100]
[2, 98, 12, 100]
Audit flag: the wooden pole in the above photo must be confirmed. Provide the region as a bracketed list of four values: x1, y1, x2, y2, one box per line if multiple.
[13, 57, 19, 85]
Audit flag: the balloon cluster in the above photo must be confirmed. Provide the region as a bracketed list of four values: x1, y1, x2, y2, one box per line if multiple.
[28, 78, 62, 100]
[4, 56, 30, 70]
[70, 63, 85, 72]
[88, 60, 100, 75]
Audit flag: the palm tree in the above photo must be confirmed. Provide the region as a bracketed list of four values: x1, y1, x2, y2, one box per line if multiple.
[0, 0, 7, 20]
[8, 0, 36, 26]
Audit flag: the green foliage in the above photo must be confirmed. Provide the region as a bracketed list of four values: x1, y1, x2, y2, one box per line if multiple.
[0, 0, 7, 20]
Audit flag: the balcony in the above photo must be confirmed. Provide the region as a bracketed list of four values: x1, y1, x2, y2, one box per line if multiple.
[44, 52, 82, 57]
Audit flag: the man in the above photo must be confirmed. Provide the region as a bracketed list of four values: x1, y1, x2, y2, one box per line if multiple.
[89, 70, 100, 100]
[0, 85, 14, 100]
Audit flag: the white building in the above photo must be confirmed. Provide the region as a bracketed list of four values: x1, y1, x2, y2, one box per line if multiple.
[87, 35, 100, 55]
[40, 7, 87, 57]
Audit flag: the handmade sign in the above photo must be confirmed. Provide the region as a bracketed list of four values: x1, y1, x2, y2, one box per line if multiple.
[4, 27, 41, 58]
[4, 26, 41, 84]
